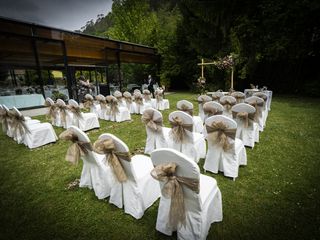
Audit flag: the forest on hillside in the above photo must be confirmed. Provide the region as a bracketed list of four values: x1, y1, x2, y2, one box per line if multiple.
[82, 0, 320, 95]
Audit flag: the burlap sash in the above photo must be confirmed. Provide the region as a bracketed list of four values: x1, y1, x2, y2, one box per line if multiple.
[116, 96, 123, 103]
[211, 95, 220, 102]
[109, 98, 119, 118]
[177, 104, 193, 116]
[0, 108, 9, 131]
[220, 99, 236, 111]
[124, 96, 132, 104]
[246, 100, 264, 122]
[151, 162, 199, 228]
[169, 116, 193, 143]
[141, 110, 163, 132]
[203, 105, 222, 117]
[45, 100, 57, 122]
[9, 110, 30, 138]
[143, 90, 152, 101]
[83, 97, 94, 109]
[232, 111, 255, 128]
[93, 138, 131, 183]
[206, 121, 236, 151]
[68, 105, 83, 120]
[255, 93, 267, 101]
[155, 92, 163, 102]
[232, 93, 245, 103]
[56, 103, 68, 126]
[197, 96, 210, 106]
[59, 129, 93, 165]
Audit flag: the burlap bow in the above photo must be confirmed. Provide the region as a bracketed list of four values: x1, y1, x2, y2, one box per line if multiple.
[206, 121, 236, 151]
[0, 108, 10, 132]
[232, 93, 245, 103]
[232, 111, 255, 128]
[155, 91, 163, 102]
[109, 98, 120, 118]
[177, 104, 193, 116]
[93, 138, 131, 183]
[143, 90, 151, 101]
[56, 103, 68, 126]
[123, 94, 133, 105]
[96, 95, 107, 110]
[151, 162, 199, 228]
[68, 105, 83, 120]
[169, 116, 193, 143]
[9, 110, 30, 138]
[220, 99, 236, 111]
[211, 95, 221, 102]
[203, 105, 223, 117]
[254, 93, 267, 102]
[197, 96, 210, 105]
[44, 100, 57, 122]
[141, 109, 163, 132]
[59, 129, 93, 165]
[246, 100, 264, 122]
[83, 96, 94, 109]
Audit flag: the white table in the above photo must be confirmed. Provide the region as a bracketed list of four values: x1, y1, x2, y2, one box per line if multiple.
[0, 94, 45, 108]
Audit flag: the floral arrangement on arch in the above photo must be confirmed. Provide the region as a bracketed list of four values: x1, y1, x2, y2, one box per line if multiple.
[214, 54, 235, 70]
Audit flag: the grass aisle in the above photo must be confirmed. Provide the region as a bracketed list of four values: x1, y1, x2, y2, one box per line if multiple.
[0, 93, 319, 240]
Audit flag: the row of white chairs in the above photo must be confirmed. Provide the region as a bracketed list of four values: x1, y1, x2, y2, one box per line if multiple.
[45, 98, 100, 131]
[0, 104, 57, 148]
[60, 126, 223, 240]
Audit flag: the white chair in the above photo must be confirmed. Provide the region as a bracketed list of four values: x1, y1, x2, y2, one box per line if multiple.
[45, 97, 59, 126]
[56, 99, 73, 128]
[123, 91, 136, 114]
[142, 108, 170, 154]
[204, 115, 247, 180]
[245, 96, 265, 132]
[105, 96, 131, 122]
[168, 111, 206, 163]
[231, 103, 259, 148]
[113, 90, 126, 108]
[154, 88, 170, 110]
[197, 95, 212, 122]
[95, 94, 108, 120]
[143, 89, 153, 105]
[68, 99, 100, 131]
[96, 133, 161, 219]
[253, 92, 268, 126]
[1, 104, 14, 137]
[83, 94, 99, 117]
[151, 148, 223, 239]
[0, 104, 10, 134]
[59, 126, 111, 199]
[133, 92, 151, 114]
[177, 100, 204, 133]
[231, 91, 245, 103]
[210, 92, 224, 102]
[202, 101, 224, 121]
[220, 95, 237, 118]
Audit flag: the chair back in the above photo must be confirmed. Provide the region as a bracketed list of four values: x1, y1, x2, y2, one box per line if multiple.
[231, 103, 256, 114]
[45, 97, 55, 106]
[210, 92, 224, 101]
[231, 91, 245, 103]
[177, 100, 193, 116]
[205, 115, 237, 130]
[198, 95, 212, 104]
[151, 148, 201, 203]
[98, 133, 136, 182]
[253, 92, 268, 102]
[169, 110, 193, 125]
[56, 99, 66, 106]
[68, 99, 79, 107]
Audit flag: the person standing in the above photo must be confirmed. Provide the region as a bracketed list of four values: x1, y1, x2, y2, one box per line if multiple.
[147, 74, 155, 98]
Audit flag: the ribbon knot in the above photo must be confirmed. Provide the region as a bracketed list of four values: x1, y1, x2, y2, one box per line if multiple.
[141, 110, 163, 132]
[206, 121, 236, 151]
[93, 138, 131, 183]
[177, 104, 193, 116]
[151, 162, 199, 228]
[59, 129, 93, 165]
[9, 110, 30, 139]
[169, 116, 193, 143]
[68, 105, 83, 120]
[203, 105, 222, 117]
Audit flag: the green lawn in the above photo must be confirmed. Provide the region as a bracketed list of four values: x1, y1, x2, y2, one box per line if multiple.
[0, 93, 319, 240]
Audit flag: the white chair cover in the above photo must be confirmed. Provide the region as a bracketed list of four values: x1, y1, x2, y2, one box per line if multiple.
[1, 105, 14, 137]
[202, 101, 224, 122]
[113, 90, 127, 108]
[151, 148, 223, 239]
[64, 126, 111, 199]
[133, 92, 151, 114]
[105, 96, 131, 122]
[220, 96, 237, 118]
[83, 94, 100, 117]
[123, 91, 136, 114]
[197, 95, 212, 122]
[142, 108, 169, 154]
[98, 133, 161, 219]
[68, 99, 100, 131]
[168, 111, 206, 163]
[253, 92, 269, 126]
[245, 96, 265, 132]
[95, 94, 108, 120]
[45, 97, 59, 126]
[231, 103, 259, 148]
[177, 100, 204, 133]
[154, 88, 170, 110]
[204, 115, 247, 179]
[56, 99, 73, 128]
[231, 91, 246, 103]
[210, 92, 224, 102]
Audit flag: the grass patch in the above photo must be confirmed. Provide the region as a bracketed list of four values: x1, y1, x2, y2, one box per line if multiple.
[0, 93, 319, 239]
